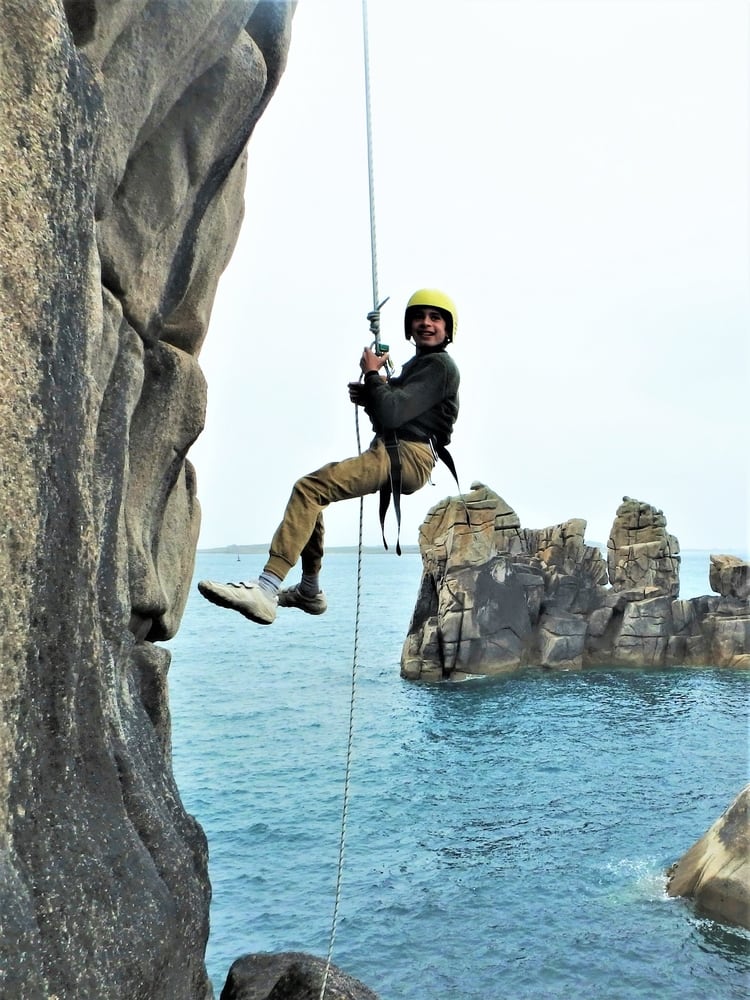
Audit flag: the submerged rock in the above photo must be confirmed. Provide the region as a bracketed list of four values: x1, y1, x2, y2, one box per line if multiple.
[401, 487, 749, 681]
[666, 785, 750, 930]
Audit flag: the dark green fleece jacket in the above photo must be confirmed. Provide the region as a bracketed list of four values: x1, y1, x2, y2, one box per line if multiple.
[362, 345, 460, 447]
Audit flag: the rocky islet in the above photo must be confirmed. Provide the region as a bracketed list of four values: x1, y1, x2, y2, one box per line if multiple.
[401, 488, 749, 681]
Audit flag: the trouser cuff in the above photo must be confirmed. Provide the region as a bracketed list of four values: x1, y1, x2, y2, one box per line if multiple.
[264, 555, 293, 581]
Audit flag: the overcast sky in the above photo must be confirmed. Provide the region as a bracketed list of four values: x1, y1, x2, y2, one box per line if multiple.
[192, 0, 749, 557]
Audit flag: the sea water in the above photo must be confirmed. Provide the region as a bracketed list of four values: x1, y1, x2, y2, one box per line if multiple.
[168, 550, 750, 999]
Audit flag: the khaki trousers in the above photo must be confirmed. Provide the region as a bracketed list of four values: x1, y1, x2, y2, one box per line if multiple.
[264, 438, 435, 580]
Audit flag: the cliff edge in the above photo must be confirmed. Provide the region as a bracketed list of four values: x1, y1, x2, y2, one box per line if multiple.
[0, 2, 293, 996]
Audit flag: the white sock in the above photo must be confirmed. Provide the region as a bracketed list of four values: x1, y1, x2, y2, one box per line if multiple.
[258, 571, 282, 595]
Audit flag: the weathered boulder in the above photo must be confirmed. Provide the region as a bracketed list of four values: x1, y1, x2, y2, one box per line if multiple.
[401, 484, 610, 681]
[667, 785, 750, 930]
[702, 555, 750, 668]
[221, 953, 380, 1000]
[610, 595, 674, 667]
[0, 2, 293, 997]
[537, 610, 588, 670]
[402, 488, 749, 680]
[608, 496, 680, 598]
[710, 554, 750, 600]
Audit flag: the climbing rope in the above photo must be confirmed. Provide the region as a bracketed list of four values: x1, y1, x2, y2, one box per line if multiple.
[318, 2, 379, 997]
[318, 447, 363, 1000]
[362, 0, 380, 312]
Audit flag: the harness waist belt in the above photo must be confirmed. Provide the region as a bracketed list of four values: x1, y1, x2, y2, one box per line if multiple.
[378, 431, 429, 444]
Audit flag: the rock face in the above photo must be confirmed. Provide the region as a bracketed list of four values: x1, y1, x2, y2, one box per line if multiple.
[222, 953, 380, 1000]
[666, 785, 750, 930]
[0, 3, 292, 998]
[401, 487, 750, 681]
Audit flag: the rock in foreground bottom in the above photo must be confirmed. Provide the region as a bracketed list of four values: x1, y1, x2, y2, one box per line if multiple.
[666, 785, 750, 930]
[221, 952, 380, 1000]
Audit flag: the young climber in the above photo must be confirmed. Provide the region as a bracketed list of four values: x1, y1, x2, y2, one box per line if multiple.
[197, 288, 460, 625]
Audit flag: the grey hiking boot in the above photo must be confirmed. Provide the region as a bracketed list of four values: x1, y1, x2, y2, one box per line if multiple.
[197, 579, 277, 625]
[277, 584, 328, 616]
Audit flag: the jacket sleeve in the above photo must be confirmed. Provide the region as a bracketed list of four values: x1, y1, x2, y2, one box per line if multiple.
[361, 354, 453, 430]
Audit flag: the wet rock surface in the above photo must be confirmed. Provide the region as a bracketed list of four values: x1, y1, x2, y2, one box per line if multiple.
[667, 785, 750, 930]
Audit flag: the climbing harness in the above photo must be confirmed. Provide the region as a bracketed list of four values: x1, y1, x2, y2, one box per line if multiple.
[379, 432, 404, 554]
[377, 427, 465, 557]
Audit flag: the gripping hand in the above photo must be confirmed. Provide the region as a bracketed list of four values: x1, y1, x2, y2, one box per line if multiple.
[348, 381, 365, 405]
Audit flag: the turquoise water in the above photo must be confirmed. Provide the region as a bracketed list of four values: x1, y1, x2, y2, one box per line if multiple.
[168, 550, 750, 998]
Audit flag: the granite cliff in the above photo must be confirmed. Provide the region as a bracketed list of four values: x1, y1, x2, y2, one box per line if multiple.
[402, 486, 749, 681]
[0, 2, 293, 996]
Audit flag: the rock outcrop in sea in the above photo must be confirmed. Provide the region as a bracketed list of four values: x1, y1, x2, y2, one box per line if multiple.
[0, 3, 348, 998]
[666, 785, 750, 930]
[401, 486, 750, 681]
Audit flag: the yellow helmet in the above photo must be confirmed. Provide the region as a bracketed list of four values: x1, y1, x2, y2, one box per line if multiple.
[404, 288, 458, 343]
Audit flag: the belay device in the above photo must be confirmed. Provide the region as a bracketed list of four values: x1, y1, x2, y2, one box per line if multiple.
[367, 295, 393, 375]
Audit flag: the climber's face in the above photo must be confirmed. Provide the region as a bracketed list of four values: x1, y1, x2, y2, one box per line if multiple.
[409, 307, 447, 348]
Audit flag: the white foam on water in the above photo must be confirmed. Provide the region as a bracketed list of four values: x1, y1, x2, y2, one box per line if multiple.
[605, 856, 672, 903]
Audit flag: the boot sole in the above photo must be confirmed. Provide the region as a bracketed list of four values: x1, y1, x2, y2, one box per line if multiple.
[198, 581, 275, 625]
[278, 601, 327, 615]
[277, 592, 327, 615]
